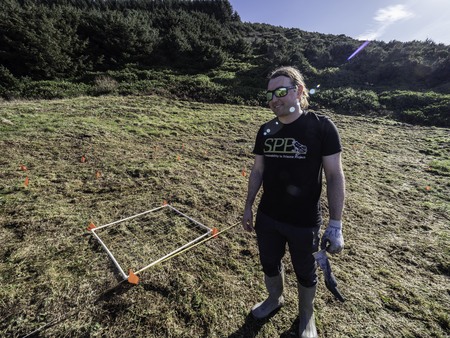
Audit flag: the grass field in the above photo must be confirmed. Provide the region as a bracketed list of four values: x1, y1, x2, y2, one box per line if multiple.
[1, 95, 449, 337]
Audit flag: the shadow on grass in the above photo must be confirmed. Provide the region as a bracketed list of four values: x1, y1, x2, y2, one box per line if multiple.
[141, 281, 171, 298]
[280, 317, 299, 337]
[94, 279, 136, 304]
[227, 307, 293, 338]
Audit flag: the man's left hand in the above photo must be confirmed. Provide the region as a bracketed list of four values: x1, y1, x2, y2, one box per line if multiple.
[321, 219, 344, 254]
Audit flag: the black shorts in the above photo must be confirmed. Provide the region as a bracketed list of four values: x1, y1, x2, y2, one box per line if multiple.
[255, 211, 320, 287]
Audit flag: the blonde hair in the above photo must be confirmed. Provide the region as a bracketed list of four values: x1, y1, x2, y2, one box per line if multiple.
[268, 66, 309, 109]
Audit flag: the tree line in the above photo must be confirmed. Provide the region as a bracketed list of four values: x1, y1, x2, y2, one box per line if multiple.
[0, 0, 240, 77]
[0, 0, 449, 126]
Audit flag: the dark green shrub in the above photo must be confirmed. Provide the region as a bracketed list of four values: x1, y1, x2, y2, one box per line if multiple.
[21, 80, 89, 99]
[380, 91, 450, 127]
[105, 69, 139, 83]
[379, 90, 440, 110]
[313, 87, 380, 114]
[0, 66, 22, 99]
[118, 80, 160, 96]
[397, 110, 427, 124]
[175, 75, 226, 102]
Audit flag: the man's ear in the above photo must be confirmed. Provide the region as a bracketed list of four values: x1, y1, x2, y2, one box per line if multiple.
[296, 85, 304, 99]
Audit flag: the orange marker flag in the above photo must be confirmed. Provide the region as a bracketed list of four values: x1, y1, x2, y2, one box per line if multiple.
[212, 227, 219, 238]
[242, 168, 247, 177]
[20, 164, 27, 171]
[128, 269, 139, 285]
[24, 176, 29, 187]
[81, 155, 86, 163]
[87, 222, 96, 231]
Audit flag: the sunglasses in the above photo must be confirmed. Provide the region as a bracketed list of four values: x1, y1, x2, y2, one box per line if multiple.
[266, 86, 297, 102]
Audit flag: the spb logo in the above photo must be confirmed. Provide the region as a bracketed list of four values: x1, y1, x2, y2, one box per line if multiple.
[264, 138, 307, 159]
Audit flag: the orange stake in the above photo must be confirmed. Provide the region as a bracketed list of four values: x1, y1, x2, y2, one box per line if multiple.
[24, 176, 29, 188]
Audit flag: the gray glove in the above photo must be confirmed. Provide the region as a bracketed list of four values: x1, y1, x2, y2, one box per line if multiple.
[313, 249, 345, 302]
[321, 219, 344, 254]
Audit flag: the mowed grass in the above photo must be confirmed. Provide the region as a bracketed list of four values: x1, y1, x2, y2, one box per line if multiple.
[0, 95, 449, 337]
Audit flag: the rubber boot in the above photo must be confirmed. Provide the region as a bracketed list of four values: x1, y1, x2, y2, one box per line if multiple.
[251, 270, 285, 319]
[298, 284, 318, 338]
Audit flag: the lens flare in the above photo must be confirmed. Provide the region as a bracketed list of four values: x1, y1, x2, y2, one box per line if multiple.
[309, 85, 321, 95]
[347, 40, 370, 61]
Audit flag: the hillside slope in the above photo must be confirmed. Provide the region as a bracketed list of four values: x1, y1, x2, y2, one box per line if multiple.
[0, 96, 449, 337]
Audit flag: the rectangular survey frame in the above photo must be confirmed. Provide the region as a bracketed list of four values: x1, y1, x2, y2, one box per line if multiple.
[89, 204, 213, 281]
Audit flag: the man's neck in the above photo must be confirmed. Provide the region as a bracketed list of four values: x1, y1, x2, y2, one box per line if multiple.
[279, 109, 303, 124]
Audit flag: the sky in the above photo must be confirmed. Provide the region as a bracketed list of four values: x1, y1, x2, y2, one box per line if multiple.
[228, 0, 450, 45]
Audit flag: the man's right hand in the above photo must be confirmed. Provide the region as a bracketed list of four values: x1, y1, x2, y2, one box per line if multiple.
[242, 208, 254, 232]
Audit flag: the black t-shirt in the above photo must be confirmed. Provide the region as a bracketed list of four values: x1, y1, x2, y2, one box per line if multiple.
[253, 111, 342, 227]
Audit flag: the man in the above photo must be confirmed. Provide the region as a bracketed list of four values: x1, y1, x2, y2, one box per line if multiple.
[242, 66, 345, 338]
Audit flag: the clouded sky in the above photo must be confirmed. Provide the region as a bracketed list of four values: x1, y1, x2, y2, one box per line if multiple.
[228, 0, 450, 45]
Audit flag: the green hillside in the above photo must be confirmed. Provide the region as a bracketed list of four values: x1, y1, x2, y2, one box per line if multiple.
[1, 0, 449, 127]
